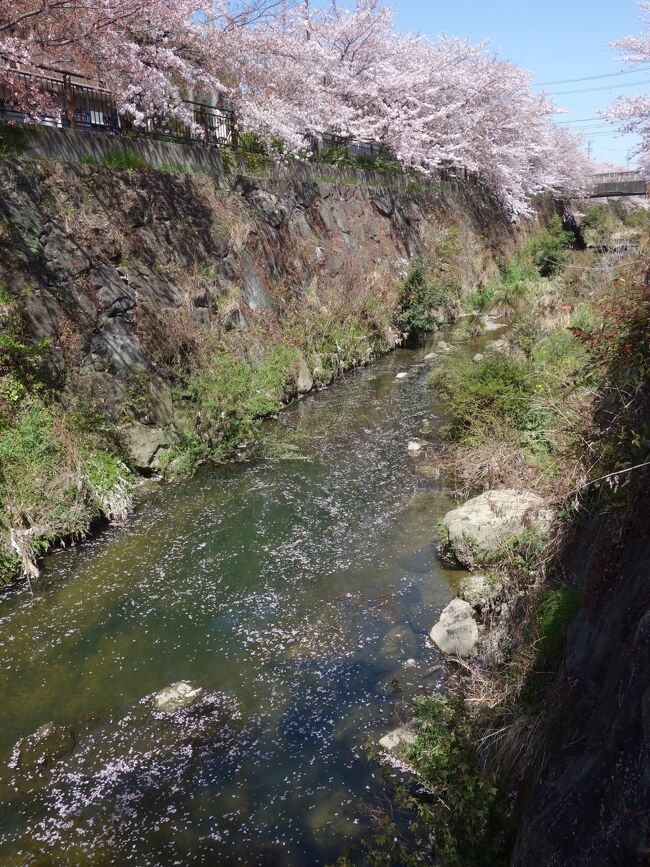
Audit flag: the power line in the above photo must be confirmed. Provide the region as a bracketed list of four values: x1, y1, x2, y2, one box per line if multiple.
[555, 116, 601, 124]
[535, 65, 650, 87]
[551, 78, 650, 96]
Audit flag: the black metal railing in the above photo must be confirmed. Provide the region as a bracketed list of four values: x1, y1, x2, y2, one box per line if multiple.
[0, 66, 474, 180]
[0, 68, 236, 147]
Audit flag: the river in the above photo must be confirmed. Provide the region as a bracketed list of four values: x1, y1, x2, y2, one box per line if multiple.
[0, 334, 474, 865]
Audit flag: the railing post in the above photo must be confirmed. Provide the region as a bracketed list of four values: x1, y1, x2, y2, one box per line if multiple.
[63, 73, 76, 128]
[200, 104, 209, 146]
[230, 113, 238, 150]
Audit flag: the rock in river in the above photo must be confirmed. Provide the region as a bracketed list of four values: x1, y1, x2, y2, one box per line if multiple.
[296, 353, 314, 394]
[154, 681, 205, 713]
[379, 725, 418, 757]
[407, 439, 425, 454]
[430, 598, 478, 657]
[9, 722, 75, 772]
[438, 489, 554, 569]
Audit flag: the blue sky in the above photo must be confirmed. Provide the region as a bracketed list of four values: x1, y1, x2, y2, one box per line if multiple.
[392, 0, 648, 167]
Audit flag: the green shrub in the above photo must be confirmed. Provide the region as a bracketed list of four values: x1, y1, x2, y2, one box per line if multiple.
[174, 344, 299, 464]
[401, 694, 503, 867]
[395, 257, 451, 334]
[526, 215, 573, 277]
[0, 122, 34, 157]
[465, 284, 498, 313]
[531, 328, 587, 378]
[431, 354, 538, 442]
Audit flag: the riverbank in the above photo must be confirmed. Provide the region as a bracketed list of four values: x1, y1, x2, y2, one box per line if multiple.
[364, 201, 650, 865]
[0, 155, 523, 588]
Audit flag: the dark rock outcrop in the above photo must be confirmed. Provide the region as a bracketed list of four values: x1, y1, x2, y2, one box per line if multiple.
[512, 485, 650, 867]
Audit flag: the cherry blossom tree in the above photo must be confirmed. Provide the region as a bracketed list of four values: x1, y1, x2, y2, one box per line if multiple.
[0, 0, 589, 215]
[605, 0, 650, 173]
[226, 0, 588, 213]
[0, 1, 233, 128]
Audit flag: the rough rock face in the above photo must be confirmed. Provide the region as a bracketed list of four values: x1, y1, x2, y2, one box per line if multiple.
[458, 574, 490, 611]
[429, 597, 479, 657]
[512, 486, 650, 867]
[0, 157, 509, 468]
[121, 422, 173, 471]
[438, 489, 554, 569]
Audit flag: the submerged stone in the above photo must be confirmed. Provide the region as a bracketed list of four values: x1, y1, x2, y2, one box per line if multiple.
[407, 439, 425, 453]
[9, 722, 75, 772]
[415, 463, 441, 480]
[153, 681, 205, 713]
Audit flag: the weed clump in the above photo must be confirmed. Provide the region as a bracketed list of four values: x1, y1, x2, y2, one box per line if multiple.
[394, 229, 461, 336]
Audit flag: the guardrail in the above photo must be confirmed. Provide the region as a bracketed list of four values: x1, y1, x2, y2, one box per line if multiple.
[591, 171, 646, 184]
[0, 68, 236, 147]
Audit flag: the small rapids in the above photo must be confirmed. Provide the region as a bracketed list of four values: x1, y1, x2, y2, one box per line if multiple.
[0, 334, 483, 865]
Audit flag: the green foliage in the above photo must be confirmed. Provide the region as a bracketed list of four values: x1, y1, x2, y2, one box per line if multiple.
[465, 283, 498, 313]
[465, 219, 572, 316]
[382, 694, 504, 867]
[395, 259, 445, 333]
[237, 130, 266, 154]
[0, 398, 132, 583]
[0, 122, 34, 157]
[174, 344, 299, 464]
[394, 239, 459, 335]
[519, 583, 582, 710]
[537, 585, 582, 660]
[101, 149, 150, 171]
[235, 131, 269, 175]
[0, 292, 51, 398]
[525, 215, 573, 277]
[0, 547, 21, 586]
[431, 354, 539, 442]
[316, 143, 403, 175]
[531, 328, 587, 378]
[569, 302, 599, 333]
[580, 204, 609, 233]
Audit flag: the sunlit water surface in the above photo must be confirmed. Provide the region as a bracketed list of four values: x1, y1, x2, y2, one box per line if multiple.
[0, 336, 479, 865]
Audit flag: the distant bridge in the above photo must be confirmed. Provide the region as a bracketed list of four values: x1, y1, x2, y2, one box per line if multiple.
[588, 171, 649, 198]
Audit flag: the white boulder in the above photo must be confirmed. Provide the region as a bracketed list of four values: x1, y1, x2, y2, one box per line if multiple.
[439, 489, 554, 568]
[430, 598, 479, 657]
[379, 725, 418, 755]
[154, 681, 205, 713]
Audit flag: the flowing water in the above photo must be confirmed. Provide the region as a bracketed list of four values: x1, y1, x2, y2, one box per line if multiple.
[0, 335, 478, 865]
